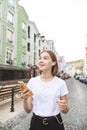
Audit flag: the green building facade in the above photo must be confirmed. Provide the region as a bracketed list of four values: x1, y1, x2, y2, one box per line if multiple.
[16, 5, 28, 67]
[0, 0, 57, 81]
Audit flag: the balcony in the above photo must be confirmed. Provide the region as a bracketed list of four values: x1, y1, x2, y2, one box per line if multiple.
[6, 59, 13, 65]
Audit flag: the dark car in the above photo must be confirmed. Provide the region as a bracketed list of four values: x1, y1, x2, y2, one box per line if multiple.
[79, 75, 87, 83]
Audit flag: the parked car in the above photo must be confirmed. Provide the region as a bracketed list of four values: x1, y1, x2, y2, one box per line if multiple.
[84, 77, 87, 84]
[74, 75, 82, 80]
[79, 75, 87, 83]
[81, 76, 87, 84]
[57, 73, 71, 80]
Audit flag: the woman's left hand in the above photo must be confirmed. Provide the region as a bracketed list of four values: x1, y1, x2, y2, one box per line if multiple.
[57, 99, 68, 111]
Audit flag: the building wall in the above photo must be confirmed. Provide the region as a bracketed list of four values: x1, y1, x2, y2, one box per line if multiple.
[27, 21, 40, 66]
[0, 0, 57, 70]
[0, 0, 7, 63]
[17, 5, 28, 67]
[0, 0, 18, 65]
[47, 40, 55, 51]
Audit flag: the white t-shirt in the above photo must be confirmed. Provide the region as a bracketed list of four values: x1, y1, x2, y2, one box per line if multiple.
[27, 76, 69, 117]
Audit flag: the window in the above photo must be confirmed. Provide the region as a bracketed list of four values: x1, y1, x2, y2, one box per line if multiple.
[8, 0, 14, 8]
[43, 47, 45, 50]
[21, 54, 26, 66]
[7, 29, 13, 43]
[22, 22, 26, 32]
[22, 38, 26, 48]
[7, 11, 13, 24]
[22, 54, 25, 62]
[28, 56, 30, 65]
[6, 49, 13, 64]
[34, 33, 36, 43]
[28, 26, 30, 38]
[0, 3, 1, 18]
[39, 49, 40, 56]
[39, 40, 40, 46]
[27, 42, 30, 52]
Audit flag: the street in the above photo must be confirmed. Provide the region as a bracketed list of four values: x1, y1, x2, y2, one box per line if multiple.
[0, 78, 87, 130]
[63, 78, 87, 130]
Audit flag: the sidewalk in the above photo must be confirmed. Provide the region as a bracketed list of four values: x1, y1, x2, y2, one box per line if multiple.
[0, 98, 24, 122]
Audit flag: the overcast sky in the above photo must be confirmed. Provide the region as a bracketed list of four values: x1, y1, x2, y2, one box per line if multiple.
[19, 0, 87, 62]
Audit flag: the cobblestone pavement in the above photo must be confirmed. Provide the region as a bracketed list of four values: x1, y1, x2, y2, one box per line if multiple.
[0, 98, 24, 122]
[62, 78, 87, 130]
[0, 78, 87, 130]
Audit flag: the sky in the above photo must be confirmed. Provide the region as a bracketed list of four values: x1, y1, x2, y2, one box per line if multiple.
[19, 0, 87, 62]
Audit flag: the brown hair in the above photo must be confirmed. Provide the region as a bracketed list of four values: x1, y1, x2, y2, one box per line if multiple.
[40, 50, 58, 76]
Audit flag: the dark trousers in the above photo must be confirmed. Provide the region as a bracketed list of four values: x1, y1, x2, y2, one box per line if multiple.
[29, 113, 65, 130]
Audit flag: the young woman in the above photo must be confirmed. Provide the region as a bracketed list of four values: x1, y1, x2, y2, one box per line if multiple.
[23, 50, 69, 130]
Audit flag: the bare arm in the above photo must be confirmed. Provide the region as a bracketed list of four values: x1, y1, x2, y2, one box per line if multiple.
[23, 89, 33, 113]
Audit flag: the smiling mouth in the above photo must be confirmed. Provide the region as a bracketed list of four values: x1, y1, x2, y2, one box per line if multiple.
[39, 63, 45, 66]
[39, 65, 45, 67]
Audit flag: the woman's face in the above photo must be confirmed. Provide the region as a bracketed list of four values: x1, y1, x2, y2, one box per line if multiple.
[37, 52, 55, 72]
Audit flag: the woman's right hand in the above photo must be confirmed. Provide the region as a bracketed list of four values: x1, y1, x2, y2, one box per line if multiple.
[23, 88, 33, 100]
[23, 88, 33, 113]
